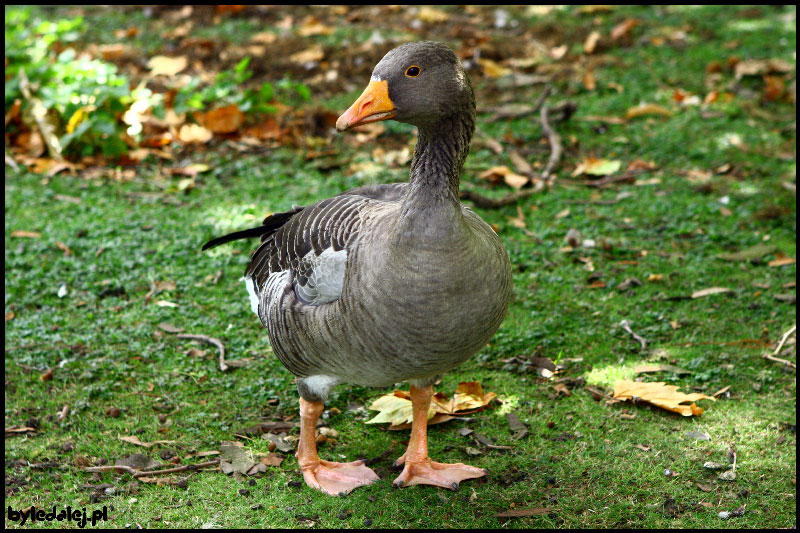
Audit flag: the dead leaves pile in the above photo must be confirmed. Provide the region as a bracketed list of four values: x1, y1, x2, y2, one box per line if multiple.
[366, 382, 497, 430]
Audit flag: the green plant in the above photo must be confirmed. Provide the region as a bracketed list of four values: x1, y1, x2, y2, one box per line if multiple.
[172, 57, 310, 116]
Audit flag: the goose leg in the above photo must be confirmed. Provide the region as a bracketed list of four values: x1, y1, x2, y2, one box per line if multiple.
[393, 385, 487, 490]
[296, 397, 380, 496]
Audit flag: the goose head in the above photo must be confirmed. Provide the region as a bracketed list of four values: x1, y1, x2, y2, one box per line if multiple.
[336, 41, 474, 132]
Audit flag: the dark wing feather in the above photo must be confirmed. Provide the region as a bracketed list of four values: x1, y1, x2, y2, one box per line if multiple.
[201, 206, 304, 251]
[203, 183, 407, 297]
[245, 194, 365, 291]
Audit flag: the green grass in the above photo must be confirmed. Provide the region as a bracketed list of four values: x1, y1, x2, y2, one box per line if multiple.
[5, 4, 796, 529]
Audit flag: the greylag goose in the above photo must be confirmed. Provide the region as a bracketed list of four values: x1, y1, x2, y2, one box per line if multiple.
[204, 41, 512, 495]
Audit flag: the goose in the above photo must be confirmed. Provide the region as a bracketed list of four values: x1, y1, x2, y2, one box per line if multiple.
[204, 41, 512, 496]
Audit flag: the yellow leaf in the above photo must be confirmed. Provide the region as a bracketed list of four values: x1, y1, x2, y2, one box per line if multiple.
[417, 6, 449, 22]
[572, 157, 622, 177]
[625, 103, 673, 119]
[366, 382, 496, 427]
[147, 55, 188, 76]
[612, 380, 714, 416]
[478, 58, 511, 78]
[66, 107, 87, 134]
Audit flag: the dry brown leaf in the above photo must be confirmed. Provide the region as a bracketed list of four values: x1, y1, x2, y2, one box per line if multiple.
[612, 380, 714, 416]
[478, 58, 512, 78]
[583, 69, 596, 90]
[55, 240, 73, 256]
[691, 287, 731, 298]
[625, 103, 673, 119]
[479, 165, 529, 188]
[768, 256, 795, 267]
[147, 55, 188, 76]
[610, 18, 639, 41]
[289, 45, 324, 64]
[584, 31, 601, 54]
[11, 230, 42, 238]
[178, 124, 213, 144]
[196, 104, 244, 134]
[417, 6, 449, 22]
[119, 435, 176, 447]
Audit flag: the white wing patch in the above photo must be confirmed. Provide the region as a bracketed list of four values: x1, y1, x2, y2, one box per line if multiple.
[295, 247, 348, 305]
[243, 276, 260, 315]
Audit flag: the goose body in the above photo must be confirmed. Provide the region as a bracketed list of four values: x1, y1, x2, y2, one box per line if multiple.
[205, 41, 512, 495]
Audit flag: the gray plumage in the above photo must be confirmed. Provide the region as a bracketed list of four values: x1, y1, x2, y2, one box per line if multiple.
[206, 42, 512, 402]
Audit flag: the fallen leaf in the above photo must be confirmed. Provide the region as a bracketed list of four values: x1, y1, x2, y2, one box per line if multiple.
[610, 18, 639, 41]
[158, 322, 184, 333]
[697, 482, 714, 493]
[584, 30, 601, 54]
[734, 58, 793, 79]
[119, 435, 176, 448]
[289, 45, 324, 64]
[505, 412, 528, 439]
[147, 55, 188, 76]
[220, 442, 257, 475]
[625, 103, 673, 119]
[768, 256, 795, 267]
[366, 382, 496, 427]
[611, 380, 714, 416]
[55, 240, 73, 256]
[634, 364, 691, 375]
[11, 230, 41, 238]
[417, 6, 449, 22]
[692, 287, 731, 298]
[572, 157, 622, 177]
[260, 453, 285, 467]
[478, 58, 511, 78]
[718, 243, 778, 262]
[196, 104, 245, 134]
[116, 454, 161, 470]
[178, 124, 213, 144]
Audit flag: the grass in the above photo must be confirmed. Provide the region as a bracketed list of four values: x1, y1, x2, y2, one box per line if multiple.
[5, 4, 796, 529]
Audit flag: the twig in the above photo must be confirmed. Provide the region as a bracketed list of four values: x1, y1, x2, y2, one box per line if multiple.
[459, 187, 542, 209]
[620, 320, 647, 351]
[539, 103, 562, 186]
[763, 325, 796, 370]
[484, 85, 552, 123]
[85, 459, 220, 478]
[177, 334, 228, 371]
[17, 68, 64, 161]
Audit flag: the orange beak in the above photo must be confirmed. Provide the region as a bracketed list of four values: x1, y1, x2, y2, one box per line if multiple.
[336, 80, 395, 132]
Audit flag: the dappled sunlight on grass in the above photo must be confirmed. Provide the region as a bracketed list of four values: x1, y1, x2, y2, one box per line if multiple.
[585, 362, 637, 388]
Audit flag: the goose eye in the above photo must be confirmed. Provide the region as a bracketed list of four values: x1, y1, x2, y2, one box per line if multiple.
[405, 65, 421, 77]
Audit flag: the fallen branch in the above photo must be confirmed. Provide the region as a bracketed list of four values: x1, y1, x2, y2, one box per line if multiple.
[763, 325, 796, 370]
[85, 459, 219, 478]
[539, 104, 562, 186]
[459, 187, 542, 209]
[484, 85, 552, 123]
[177, 334, 228, 371]
[620, 320, 647, 351]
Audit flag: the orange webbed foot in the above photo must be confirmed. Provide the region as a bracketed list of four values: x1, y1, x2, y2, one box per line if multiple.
[300, 459, 380, 496]
[392, 456, 487, 490]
